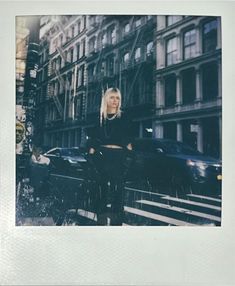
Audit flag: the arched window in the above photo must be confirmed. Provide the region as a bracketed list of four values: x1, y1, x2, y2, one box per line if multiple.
[124, 52, 130, 63]
[134, 47, 141, 61]
[124, 23, 130, 34]
[147, 41, 153, 55]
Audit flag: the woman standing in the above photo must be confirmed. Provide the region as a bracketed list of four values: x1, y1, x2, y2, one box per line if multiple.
[88, 87, 133, 226]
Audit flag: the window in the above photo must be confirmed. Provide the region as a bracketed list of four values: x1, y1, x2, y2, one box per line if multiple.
[164, 122, 176, 140]
[182, 68, 196, 104]
[89, 16, 96, 26]
[123, 52, 129, 64]
[165, 74, 176, 107]
[70, 48, 74, 62]
[77, 21, 81, 34]
[89, 37, 96, 53]
[81, 39, 86, 56]
[54, 38, 58, 48]
[134, 47, 141, 61]
[124, 23, 130, 34]
[65, 29, 69, 41]
[133, 78, 141, 105]
[147, 15, 152, 21]
[78, 65, 85, 86]
[203, 18, 218, 53]
[202, 62, 218, 100]
[147, 41, 153, 55]
[107, 56, 114, 76]
[88, 64, 95, 82]
[183, 29, 196, 60]
[54, 81, 58, 96]
[68, 73, 72, 89]
[57, 81, 60, 95]
[67, 49, 73, 63]
[59, 34, 63, 46]
[76, 44, 80, 60]
[166, 15, 182, 26]
[101, 33, 107, 48]
[107, 25, 116, 44]
[57, 56, 61, 70]
[71, 26, 75, 38]
[166, 37, 177, 66]
[135, 18, 141, 28]
[83, 16, 86, 30]
[64, 50, 68, 64]
[100, 61, 106, 76]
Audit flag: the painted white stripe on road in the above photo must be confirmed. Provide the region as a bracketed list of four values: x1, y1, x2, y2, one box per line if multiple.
[77, 209, 97, 221]
[124, 206, 196, 226]
[76, 209, 130, 226]
[161, 196, 221, 211]
[187, 194, 221, 202]
[125, 186, 166, 197]
[136, 200, 221, 222]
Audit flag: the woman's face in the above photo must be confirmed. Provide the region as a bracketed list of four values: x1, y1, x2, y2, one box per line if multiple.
[107, 92, 120, 111]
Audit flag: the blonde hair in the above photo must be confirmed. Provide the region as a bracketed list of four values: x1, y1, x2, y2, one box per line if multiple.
[100, 87, 122, 125]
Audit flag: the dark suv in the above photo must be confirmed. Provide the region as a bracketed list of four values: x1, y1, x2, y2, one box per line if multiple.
[130, 138, 222, 198]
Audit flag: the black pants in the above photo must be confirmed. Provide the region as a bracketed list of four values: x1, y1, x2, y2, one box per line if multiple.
[92, 147, 126, 226]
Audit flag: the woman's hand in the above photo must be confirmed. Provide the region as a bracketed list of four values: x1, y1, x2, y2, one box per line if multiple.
[89, 148, 96, 154]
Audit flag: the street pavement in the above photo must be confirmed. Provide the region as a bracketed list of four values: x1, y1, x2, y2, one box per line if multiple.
[16, 174, 221, 227]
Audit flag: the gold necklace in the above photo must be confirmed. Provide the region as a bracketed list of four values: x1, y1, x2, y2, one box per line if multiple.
[106, 113, 117, 120]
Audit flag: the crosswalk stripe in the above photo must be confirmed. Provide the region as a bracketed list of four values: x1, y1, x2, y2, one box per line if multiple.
[161, 196, 221, 211]
[187, 194, 221, 202]
[77, 209, 97, 221]
[76, 209, 130, 226]
[125, 186, 166, 197]
[136, 200, 221, 222]
[125, 186, 221, 211]
[124, 206, 196, 226]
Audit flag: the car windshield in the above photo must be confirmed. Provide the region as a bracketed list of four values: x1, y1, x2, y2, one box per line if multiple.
[160, 141, 201, 155]
[61, 148, 81, 156]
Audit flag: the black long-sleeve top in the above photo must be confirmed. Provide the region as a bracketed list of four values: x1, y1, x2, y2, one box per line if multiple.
[88, 112, 133, 150]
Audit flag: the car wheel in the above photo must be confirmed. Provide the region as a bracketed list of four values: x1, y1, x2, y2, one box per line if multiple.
[169, 171, 192, 199]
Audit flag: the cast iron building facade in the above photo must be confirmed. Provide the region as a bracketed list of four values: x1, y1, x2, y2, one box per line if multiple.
[154, 16, 221, 158]
[36, 15, 221, 158]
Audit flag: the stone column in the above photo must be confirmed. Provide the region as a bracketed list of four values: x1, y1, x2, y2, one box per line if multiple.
[195, 26, 201, 56]
[177, 34, 182, 63]
[195, 68, 202, 102]
[176, 73, 182, 105]
[177, 121, 183, 142]
[197, 120, 203, 153]
[153, 121, 163, 139]
[156, 37, 165, 69]
[156, 77, 164, 108]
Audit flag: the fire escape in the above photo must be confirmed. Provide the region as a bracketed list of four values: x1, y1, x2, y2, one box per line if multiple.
[45, 15, 88, 145]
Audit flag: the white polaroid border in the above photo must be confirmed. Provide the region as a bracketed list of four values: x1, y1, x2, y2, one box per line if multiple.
[1, 1, 235, 285]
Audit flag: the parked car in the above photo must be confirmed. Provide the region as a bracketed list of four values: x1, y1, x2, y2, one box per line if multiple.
[129, 138, 222, 197]
[44, 147, 87, 177]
